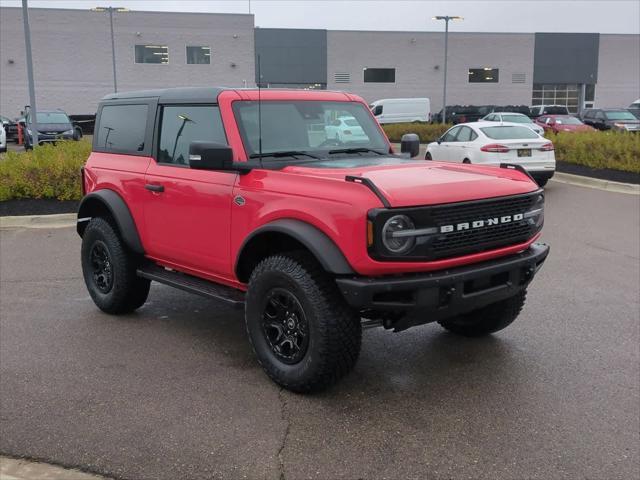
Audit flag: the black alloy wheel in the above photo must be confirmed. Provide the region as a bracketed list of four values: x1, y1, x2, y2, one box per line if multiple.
[90, 241, 113, 293]
[261, 288, 309, 364]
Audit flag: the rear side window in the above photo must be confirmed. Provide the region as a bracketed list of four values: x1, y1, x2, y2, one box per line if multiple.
[158, 105, 227, 165]
[96, 104, 148, 154]
[480, 126, 539, 139]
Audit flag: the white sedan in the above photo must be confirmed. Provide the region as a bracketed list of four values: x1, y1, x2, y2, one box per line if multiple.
[324, 116, 369, 143]
[480, 111, 545, 135]
[425, 122, 556, 186]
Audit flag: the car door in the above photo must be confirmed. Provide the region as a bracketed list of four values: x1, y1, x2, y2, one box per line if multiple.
[143, 103, 236, 279]
[594, 111, 608, 130]
[431, 126, 461, 161]
[450, 126, 476, 162]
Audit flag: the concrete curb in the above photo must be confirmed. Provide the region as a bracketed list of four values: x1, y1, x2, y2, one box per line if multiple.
[1, 456, 108, 479]
[551, 172, 640, 195]
[0, 213, 76, 230]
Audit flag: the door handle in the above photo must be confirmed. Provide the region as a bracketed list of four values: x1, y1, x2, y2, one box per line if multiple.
[145, 184, 164, 193]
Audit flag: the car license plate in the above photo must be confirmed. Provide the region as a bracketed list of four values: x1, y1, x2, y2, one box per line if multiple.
[517, 149, 531, 157]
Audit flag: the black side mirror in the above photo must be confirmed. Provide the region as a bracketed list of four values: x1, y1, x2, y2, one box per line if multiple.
[400, 133, 420, 158]
[189, 141, 234, 170]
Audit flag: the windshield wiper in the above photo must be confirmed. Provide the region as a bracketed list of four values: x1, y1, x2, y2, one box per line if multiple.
[250, 150, 320, 159]
[328, 147, 386, 155]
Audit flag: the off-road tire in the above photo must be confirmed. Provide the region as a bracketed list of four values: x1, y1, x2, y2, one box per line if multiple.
[81, 217, 150, 314]
[438, 290, 526, 337]
[245, 253, 361, 393]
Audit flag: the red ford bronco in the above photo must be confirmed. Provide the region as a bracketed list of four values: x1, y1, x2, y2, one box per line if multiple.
[78, 87, 549, 392]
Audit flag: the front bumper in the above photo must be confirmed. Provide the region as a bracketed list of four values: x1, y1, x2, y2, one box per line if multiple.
[29, 132, 74, 144]
[336, 243, 550, 331]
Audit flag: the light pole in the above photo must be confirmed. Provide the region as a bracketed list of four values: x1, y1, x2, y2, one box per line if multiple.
[93, 6, 128, 93]
[433, 15, 463, 124]
[21, 0, 38, 147]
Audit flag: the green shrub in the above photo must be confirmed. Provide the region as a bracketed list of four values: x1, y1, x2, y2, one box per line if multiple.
[547, 131, 640, 173]
[0, 140, 91, 201]
[382, 123, 452, 143]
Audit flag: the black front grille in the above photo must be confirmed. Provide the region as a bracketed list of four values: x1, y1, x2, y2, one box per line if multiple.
[370, 191, 543, 261]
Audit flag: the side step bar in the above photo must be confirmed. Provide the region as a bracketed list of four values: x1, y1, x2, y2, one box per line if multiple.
[137, 263, 245, 309]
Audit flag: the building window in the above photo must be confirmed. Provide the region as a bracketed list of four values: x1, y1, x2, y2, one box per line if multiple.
[135, 45, 169, 64]
[186, 46, 210, 65]
[532, 83, 580, 113]
[468, 68, 499, 83]
[364, 68, 395, 83]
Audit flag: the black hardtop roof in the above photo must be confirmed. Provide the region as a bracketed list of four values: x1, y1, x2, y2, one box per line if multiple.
[101, 87, 226, 103]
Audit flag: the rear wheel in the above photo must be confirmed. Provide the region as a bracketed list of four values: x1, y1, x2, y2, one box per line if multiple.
[463, 158, 471, 164]
[245, 253, 361, 393]
[425, 152, 432, 160]
[81, 217, 150, 314]
[438, 291, 526, 337]
[536, 177, 549, 187]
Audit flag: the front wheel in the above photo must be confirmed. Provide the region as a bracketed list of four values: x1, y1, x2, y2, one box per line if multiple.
[81, 217, 150, 314]
[245, 253, 361, 393]
[438, 291, 527, 337]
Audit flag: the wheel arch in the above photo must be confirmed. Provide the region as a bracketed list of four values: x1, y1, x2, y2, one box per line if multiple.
[77, 190, 144, 254]
[235, 219, 354, 283]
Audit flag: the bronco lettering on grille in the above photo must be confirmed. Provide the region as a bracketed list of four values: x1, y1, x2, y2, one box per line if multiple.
[440, 213, 524, 233]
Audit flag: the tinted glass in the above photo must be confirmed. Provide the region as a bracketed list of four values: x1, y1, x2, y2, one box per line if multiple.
[480, 126, 539, 140]
[372, 105, 383, 115]
[604, 111, 636, 120]
[363, 68, 395, 83]
[135, 45, 169, 64]
[468, 68, 499, 83]
[442, 127, 460, 142]
[456, 126, 473, 142]
[96, 104, 148, 153]
[35, 112, 70, 124]
[233, 101, 388, 158]
[186, 46, 210, 64]
[158, 106, 227, 165]
[502, 114, 531, 124]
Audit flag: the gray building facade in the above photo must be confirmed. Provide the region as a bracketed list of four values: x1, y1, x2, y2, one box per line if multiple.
[1, 7, 638, 117]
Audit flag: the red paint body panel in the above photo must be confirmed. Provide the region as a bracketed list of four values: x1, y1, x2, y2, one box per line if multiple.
[84, 88, 543, 285]
[535, 115, 595, 134]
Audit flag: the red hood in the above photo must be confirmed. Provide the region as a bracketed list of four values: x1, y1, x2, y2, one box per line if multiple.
[287, 161, 538, 208]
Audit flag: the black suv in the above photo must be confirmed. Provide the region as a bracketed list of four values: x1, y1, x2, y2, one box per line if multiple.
[581, 108, 640, 132]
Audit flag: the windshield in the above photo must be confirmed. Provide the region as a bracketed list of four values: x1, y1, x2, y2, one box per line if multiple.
[554, 116, 582, 125]
[233, 101, 388, 160]
[502, 114, 532, 124]
[480, 126, 539, 140]
[33, 112, 70, 124]
[604, 111, 636, 120]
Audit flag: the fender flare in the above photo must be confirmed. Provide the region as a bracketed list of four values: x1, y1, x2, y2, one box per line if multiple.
[76, 190, 144, 254]
[235, 219, 355, 278]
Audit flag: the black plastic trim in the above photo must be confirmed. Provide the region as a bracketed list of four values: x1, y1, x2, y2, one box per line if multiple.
[500, 163, 535, 182]
[345, 175, 391, 207]
[236, 219, 355, 277]
[76, 190, 144, 254]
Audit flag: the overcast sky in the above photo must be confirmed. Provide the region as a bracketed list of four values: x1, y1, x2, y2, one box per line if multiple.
[2, 0, 639, 33]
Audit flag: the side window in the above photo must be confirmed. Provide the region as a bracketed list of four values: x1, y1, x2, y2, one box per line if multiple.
[372, 105, 383, 116]
[158, 105, 227, 165]
[456, 126, 473, 142]
[442, 126, 460, 142]
[595, 111, 605, 121]
[470, 128, 478, 141]
[96, 104, 148, 153]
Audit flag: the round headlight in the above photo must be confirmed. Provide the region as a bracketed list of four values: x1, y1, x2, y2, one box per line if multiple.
[382, 215, 415, 254]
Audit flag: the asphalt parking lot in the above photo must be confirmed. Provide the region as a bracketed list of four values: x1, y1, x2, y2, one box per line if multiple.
[1, 181, 638, 480]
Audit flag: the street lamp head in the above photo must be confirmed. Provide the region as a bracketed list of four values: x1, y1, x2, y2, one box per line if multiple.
[92, 6, 129, 12]
[433, 15, 464, 21]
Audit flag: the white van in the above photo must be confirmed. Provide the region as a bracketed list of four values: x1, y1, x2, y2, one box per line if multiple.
[369, 98, 430, 124]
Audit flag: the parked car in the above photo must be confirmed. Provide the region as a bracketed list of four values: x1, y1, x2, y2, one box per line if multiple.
[535, 115, 595, 134]
[23, 109, 78, 149]
[629, 99, 640, 119]
[324, 116, 369, 142]
[369, 98, 431, 124]
[581, 108, 640, 132]
[0, 124, 6, 153]
[432, 105, 492, 124]
[528, 105, 570, 118]
[77, 87, 549, 393]
[425, 122, 555, 186]
[481, 112, 545, 135]
[0, 115, 19, 143]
